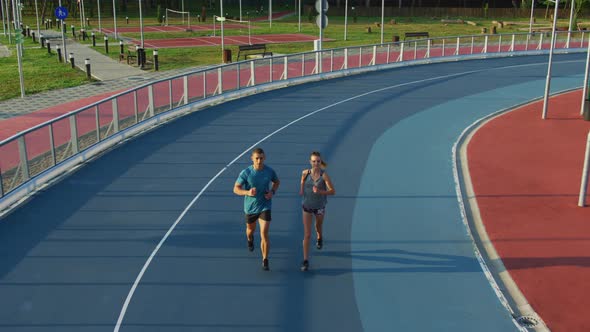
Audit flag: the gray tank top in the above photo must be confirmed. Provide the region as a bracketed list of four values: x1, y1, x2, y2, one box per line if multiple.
[302, 169, 328, 209]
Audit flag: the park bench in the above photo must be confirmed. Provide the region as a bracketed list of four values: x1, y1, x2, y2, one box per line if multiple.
[119, 45, 138, 65]
[404, 31, 429, 40]
[236, 44, 273, 61]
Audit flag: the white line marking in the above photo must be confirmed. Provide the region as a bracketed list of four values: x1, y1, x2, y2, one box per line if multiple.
[113, 58, 583, 331]
[452, 110, 531, 332]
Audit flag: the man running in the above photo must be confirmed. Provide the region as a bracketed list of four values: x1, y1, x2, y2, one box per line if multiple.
[233, 148, 280, 271]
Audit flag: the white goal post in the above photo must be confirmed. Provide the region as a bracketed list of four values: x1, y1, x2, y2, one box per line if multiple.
[165, 8, 191, 29]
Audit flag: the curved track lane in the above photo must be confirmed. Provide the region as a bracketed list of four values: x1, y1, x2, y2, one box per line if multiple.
[0, 53, 585, 332]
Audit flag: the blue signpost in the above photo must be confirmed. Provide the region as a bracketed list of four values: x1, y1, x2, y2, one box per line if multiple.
[55, 6, 68, 20]
[55, 6, 68, 65]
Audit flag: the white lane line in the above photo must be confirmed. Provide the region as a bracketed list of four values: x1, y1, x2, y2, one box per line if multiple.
[113, 58, 582, 331]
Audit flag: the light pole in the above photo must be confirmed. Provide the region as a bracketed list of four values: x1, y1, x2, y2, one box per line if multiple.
[34, 0, 40, 40]
[84, 0, 88, 28]
[269, 0, 272, 28]
[542, 0, 560, 119]
[139, 0, 144, 48]
[112, 0, 118, 39]
[11, 0, 24, 97]
[566, 0, 575, 48]
[1, 0, 6, 36]
[81, 0, 86, 29]
[344, 0, 348, 40]
[58, 0, 67, 60]
[97, 0, 102, 32]
[318, 0, 326, 51]
[78, 0, 84, 29]
[380, 0, 384, 44]
[298, 0, 301, 32]
[528, 0, 535, 34]
[220, 0, 224, 62]
[4, 0, 11, 42]
[580, 35, 590, 116]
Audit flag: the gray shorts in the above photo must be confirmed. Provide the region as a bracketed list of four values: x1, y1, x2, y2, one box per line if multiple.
[302, 205, 325, 216]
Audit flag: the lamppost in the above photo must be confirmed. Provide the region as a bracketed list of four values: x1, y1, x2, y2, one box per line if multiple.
[220, 0, 224, 62]
[344, 0, 348, 40]
[97, 0, 102, 32]
[139, 0, 144, 48]
[542, 0, 560, 119]
[1, 0, 6, 36]
[566, 0, 575, 48]
[11, 0, 24, 97]
[34, 0, 40, 40]
[380, 0, 385, 44]
[269, 0, 272, 28]
[112, 0, 118, 39]
[78, 0, 84, 28]
[528, 0, 535, 34]
[298, 0, 301, 32]
[580, 35, 590, 117]
[58, 0, 67, 59]
[5, 0, 12, 42]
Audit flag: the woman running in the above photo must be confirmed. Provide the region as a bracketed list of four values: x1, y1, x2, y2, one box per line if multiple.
[299, 151, 335, 271]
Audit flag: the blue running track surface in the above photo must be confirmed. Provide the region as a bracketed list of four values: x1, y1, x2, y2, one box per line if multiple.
[0, 53, 585, 332]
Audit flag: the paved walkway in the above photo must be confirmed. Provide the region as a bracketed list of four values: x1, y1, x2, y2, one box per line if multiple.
[0, 30, 208, 121]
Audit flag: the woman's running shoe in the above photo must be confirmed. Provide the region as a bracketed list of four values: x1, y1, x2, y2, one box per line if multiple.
[316, 238, 323, 250]
[300, 260, 309, 272]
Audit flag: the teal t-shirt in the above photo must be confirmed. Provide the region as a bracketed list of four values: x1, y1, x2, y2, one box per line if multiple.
[236, 165, 278, 214]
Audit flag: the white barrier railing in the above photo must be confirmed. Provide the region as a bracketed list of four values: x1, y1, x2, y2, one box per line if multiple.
[579, 130, 590, 207]
[0, 30, 587, 209]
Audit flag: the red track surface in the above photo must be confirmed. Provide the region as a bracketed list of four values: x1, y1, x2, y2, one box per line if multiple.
[0, 90, 123, 141]
[467, 90, 590, 332]
[135, 33, 326, 48]
[99, 23, 249, 33]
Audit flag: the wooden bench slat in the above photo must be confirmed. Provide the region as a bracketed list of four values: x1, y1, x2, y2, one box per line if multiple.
[404, 32, 429, 40]
[236, 44, 272, 61]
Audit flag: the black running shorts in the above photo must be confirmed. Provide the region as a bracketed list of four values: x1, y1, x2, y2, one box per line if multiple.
[245, 210, 271, 224]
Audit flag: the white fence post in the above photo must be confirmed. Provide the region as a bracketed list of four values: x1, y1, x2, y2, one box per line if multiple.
[69, 115, 79, 154]
[578, 130, 590, 207]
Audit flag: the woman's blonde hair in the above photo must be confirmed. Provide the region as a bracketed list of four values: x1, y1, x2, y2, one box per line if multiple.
[311, 151, 327, 169]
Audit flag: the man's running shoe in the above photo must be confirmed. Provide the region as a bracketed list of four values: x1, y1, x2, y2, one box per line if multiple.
[316, 238, 323, 250]
[262, 258, 269, 271]
[300, 260, 309, 272]
[247, 237, 254, 252]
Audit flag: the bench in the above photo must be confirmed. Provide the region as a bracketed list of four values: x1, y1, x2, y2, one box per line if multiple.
[404, 32, 429, 40]
[119, 45, 138, 64]
[236, 44, 273, 61]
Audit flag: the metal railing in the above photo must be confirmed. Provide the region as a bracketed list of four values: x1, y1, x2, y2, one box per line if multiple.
[0, 30, 587, 209]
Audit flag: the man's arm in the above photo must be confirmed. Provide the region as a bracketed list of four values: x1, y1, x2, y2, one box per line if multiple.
[270, 178, 280, 194]
[264, 178, 280, 200]
[234, 183, 255, 196]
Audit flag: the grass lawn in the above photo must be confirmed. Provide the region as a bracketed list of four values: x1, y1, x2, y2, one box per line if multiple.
[0, 13, 574, 101]
[0, 35, 93, 101]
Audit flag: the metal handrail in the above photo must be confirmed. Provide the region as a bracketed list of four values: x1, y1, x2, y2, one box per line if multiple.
[0, 30, 586, 202]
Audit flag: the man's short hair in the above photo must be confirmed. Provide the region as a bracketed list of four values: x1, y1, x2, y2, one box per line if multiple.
[252, 147, 265, 155]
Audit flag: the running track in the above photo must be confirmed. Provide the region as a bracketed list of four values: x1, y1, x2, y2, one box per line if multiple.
[468, 90, 590, 332]
[0, 53, 586, 331]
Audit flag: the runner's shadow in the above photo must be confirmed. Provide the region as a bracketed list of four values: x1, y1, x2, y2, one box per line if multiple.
[311, 248, 480, 276]
[497, 256, 590, 270]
